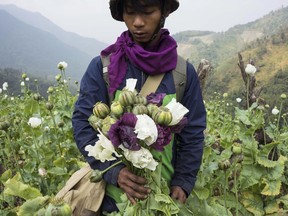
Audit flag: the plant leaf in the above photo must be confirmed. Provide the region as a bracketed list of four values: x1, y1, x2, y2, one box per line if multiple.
[193, 185, 210, 200]
[4, 173, 42, 200]
[277, 194, 288, 209]
[264, 200, 279, 214]
[239, 164, 265, 189]
[235, 108, 252, 126]
[257, 143, 280, 168]
[53, 157, 66, 168]
[0, 169, 12, 183]
[265, 155, 287, 180]
[279, 132, 288, 142]
[17, 196, 49, 216]
[238, 133, 258, 165]
[261, 179, 281, 196]
[241, 191, 265, 216]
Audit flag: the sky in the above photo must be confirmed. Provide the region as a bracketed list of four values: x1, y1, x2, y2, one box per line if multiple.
[0, 0, 288, 44]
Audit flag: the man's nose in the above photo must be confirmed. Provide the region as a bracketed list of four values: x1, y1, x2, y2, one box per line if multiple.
[133, 14, 145, 27]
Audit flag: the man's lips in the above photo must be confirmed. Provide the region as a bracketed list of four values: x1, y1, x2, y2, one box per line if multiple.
[133, 32, 146, 39]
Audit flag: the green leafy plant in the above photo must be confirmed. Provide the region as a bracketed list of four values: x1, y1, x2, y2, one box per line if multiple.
[0, 60, 287, 215]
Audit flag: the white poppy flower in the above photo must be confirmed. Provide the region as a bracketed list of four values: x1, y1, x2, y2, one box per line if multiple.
[20, 81, 25, 86]
[38, 168, 47, 177]
[236, 98, 242, 103]
[57, 61, 68, 70]
[245, 64, 257, 76]
[85, 131, 118, 162]
[165, 98, 189, 125]
[134, 114, 158, 146]
[25, 77, 29, 82]
[28, 117, 42, 128]
[2, 82, 8, 91]
[120, 146, 158, 171]
[125, 78, 137, 92]
[44, 126, 50, 132]
[272, 107, 280, 115]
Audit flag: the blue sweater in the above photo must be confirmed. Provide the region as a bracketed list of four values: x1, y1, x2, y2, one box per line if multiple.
[72, 55, 206, 212]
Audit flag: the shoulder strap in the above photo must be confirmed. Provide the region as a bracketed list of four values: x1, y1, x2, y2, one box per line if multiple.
[101, 55, 114, 104]
[173, 55, 187, 102]
[101, 55, 110, 86]
[101, 54, 187, 102]
[139, 73, 165, 97]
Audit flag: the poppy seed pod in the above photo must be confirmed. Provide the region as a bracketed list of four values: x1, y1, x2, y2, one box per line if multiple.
[0, 121, 10, 131]
[45, 198, 72, 216]
[90, 169, 104, 183]
[46, 102, 54, 111]
[93, 102, 110, 119]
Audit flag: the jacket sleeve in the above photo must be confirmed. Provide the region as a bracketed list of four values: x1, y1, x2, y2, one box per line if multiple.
[170, 62, 206, 196]
[72, 56, 125, 186]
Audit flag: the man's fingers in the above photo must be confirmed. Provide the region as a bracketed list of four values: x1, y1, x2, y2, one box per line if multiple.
[126, 193, 137, 205]
[118, 167, 147, 185]
[119, 182, 149, 200]
[170, 186, 187, 204]
[118, 167, 151, 202]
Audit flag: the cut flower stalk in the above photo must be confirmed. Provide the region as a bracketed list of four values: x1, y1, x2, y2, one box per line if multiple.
[90, 160, 123, 183]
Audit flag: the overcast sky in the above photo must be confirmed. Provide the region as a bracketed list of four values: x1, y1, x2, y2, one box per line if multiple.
[0, 0, 288, 44]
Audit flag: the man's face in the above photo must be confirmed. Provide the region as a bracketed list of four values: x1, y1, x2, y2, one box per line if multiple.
[123, 1, 162, 46]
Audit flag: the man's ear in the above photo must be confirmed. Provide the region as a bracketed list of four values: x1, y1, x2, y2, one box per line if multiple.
[160, 16, 166, 28]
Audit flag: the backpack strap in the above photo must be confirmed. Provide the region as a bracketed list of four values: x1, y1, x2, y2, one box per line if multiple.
[173, 55, 187, 102]
[139, 73, 165, 97]
[101, 55, 114, 104]
[101, 55, 110, 86]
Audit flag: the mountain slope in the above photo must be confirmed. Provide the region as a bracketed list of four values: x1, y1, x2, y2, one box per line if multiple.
[0, 4, 108, 57]
[173, 6, 288, 112]
[176, 6, 288, 66]
[0, 10, 93, 81]
[203, 6, 288, 96]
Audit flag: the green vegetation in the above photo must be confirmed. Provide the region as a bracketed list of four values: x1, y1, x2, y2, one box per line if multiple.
[0, 68, 52, 97]
[0, 68, 83, 215]
[0, 61, 288, 215]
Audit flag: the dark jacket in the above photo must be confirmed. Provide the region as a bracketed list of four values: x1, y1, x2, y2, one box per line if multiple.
[72, 55, 206, 212]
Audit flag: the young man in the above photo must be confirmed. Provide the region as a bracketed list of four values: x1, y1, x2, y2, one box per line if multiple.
[72, 0, 206, 213]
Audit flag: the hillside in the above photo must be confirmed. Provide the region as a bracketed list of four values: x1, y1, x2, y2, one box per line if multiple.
[206, 26, 288, 113]
[173, 6, 288, 110]
[0, 10, 92, 81]
[176, 6, 288, 66]
[229, 27, 288, 106]
[174, 31, 217, 62]
[0, 4, 108, 57]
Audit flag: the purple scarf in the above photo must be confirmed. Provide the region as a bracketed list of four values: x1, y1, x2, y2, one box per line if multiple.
[101, 29, 177, 94]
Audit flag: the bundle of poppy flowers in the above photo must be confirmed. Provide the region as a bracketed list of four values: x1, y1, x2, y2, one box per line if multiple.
[85, 79, 190, 215]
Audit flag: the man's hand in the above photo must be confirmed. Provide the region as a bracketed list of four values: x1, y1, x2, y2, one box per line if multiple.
[170, 186, 187, 203]
[118, 167, 151, 204]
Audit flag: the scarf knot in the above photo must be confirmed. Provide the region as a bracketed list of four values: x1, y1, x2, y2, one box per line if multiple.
[101, 29, 177, 94]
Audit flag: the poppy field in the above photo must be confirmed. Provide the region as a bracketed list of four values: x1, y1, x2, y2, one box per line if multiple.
[0, 61, 287, 216]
